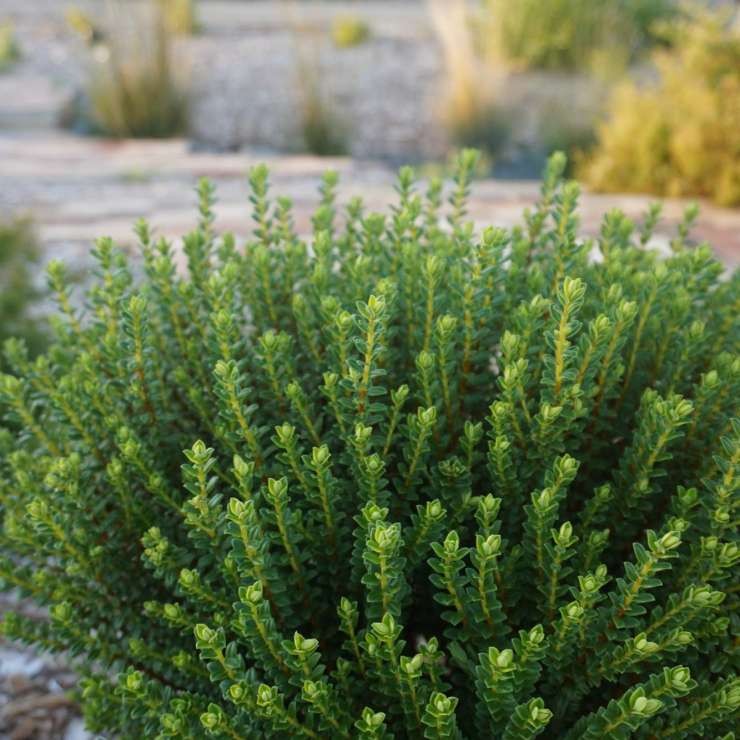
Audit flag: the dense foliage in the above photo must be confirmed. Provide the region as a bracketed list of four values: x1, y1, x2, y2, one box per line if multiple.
[583, 10, 740, 206]
[1, 152, 738, 739]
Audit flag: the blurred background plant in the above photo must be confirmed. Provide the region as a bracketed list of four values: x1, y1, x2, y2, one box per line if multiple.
[286, 3, 348, 156]
[0, 21, 20, 72]
[0, 217, 47, 365]
[480, 0, 677, 75]
[429, 0, 510, 161]
[85, 3, 189, 138]
[66, 6, 106, 46]
[331, 14, 370, 49]
[582, 7, 740, 206]
[155, 0, 198, 36]
[293, 42, 348, 155]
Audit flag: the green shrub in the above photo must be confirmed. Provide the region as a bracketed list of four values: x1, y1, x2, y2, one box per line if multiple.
[87, 10, 187, 138]
[0, 217, 47, 363]
[582, 10, 740, 206]
[331, 15, 371, 49]
[485, 0, 676, 71]
[1, 152, 738, 738]
[0, 21, 20, 72]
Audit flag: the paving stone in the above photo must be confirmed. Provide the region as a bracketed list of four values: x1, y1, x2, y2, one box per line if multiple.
[1, 132, 739, 279]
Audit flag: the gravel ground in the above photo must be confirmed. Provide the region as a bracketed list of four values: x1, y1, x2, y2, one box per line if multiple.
[187, 26, 447, 160]
[0, 647, 85, 740]
[0, 595, 87, 740]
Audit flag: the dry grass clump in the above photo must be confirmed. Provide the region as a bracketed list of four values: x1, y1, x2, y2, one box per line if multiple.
[283, 2, 348, 156]
[88, 6, 188, 138]
[293, 44, 347, 156]
[156, 0, 197, 36]
[428, 0, 509, 159]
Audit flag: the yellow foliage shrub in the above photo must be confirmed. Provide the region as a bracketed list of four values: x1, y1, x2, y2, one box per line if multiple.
[583, 12, 740, 206]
